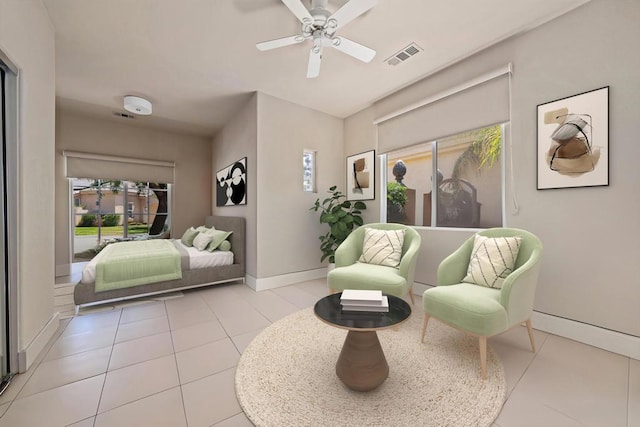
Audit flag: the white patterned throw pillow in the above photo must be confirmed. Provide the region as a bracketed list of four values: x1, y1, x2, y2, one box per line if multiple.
[192, 232, 213, 251]
[463, 235, 522, 289]
[358, 228, 405, 268]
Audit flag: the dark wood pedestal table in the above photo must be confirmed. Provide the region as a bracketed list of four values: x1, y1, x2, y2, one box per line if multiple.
[313, 293, 411, 392]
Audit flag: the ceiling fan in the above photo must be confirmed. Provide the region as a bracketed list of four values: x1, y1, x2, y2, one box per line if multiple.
[256, 0, 377, 78]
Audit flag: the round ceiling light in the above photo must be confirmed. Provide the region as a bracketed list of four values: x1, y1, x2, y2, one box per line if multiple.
[123, 95, 152, 115]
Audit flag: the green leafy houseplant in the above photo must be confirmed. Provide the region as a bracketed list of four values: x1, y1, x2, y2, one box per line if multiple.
[310, 186, 366, 263]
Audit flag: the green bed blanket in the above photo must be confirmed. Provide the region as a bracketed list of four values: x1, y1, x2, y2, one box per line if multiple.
[95, 239, 182, 292]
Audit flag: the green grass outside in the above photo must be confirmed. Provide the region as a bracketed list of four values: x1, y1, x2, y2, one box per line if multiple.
[75, 225, 149, 236]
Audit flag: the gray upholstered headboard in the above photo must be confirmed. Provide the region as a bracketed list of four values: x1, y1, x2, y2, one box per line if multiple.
[205, 216, 245, 271]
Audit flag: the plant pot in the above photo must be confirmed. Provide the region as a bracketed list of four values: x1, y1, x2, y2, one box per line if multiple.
[387, 205, 406, 224]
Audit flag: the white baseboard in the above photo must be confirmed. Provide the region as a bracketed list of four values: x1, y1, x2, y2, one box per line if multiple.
[531, 311, 639, 360]
[18, 312, 60, 372]
[246, 268, 328, 292]
[412, 282, 432, 297]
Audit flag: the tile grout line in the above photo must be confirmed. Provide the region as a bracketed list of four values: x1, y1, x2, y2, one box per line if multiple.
[626, 357, 630, 427]
[210, 410, 245, 427]
[92, 308, 124, 423]
[503, 330, 550, 401]
[165, 300, 190, 426]
[202, 289, 262, 425]
[0, 316, 75, 415]
[89, 306, 179, 420]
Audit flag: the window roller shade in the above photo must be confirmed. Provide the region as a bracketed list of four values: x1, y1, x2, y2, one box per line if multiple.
[64, 151, 175, 183]
[377, 73, 510, 154]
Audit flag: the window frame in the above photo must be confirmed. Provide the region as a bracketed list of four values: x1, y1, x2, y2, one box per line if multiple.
[70, 178, 172, 259]
[302, 149, 317, 193]
[381, 123, 506, 229]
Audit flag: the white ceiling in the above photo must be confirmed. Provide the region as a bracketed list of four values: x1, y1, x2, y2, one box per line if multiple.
[43, 0, 590, 137]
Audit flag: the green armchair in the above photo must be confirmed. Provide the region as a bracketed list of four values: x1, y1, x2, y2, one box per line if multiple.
[327, 223, 422, 304]
[421, 228, 543, 379]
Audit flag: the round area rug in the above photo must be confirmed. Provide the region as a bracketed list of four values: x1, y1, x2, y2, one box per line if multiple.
[235, 308, 506, 427]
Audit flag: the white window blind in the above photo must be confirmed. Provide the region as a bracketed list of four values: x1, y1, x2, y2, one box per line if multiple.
[375, 64, 512, 154]
[64, 151, 175, 183]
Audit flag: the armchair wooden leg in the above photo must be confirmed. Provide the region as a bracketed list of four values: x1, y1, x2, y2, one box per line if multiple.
[525, 319, 536, 353]
[408, 287, 415, 305]
[420, 314, 430, 343]
[479, 336, 487, 380]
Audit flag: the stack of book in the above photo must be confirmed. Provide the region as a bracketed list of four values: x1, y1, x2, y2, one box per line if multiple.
[340, 289, 389, 313]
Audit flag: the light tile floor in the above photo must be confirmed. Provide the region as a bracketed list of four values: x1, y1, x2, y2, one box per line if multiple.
[0, 278, 637, 426]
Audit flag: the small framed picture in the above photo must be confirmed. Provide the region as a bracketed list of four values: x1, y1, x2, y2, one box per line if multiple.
[536, 86, 609, 190]
[216, 157, 247, 206]
[346, 150, 375, 201]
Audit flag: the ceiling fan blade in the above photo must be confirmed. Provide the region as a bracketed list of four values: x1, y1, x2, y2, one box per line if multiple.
[256, 35, 305, 51]
[328, 0, 376, 29]
[330, 36, 376, 63]
[281, 0, 313, 24]
[307, 47, 322, 78]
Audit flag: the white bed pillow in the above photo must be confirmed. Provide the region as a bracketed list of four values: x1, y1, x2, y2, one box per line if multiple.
[192, 232, 213, 251]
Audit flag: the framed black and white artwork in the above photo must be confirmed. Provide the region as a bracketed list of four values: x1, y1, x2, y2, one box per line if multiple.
[536, 86, 609, 190]
[216, 157, 247, 206]
[346, 150, 375, 201]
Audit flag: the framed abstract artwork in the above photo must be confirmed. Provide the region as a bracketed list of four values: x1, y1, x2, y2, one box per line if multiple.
[346, 150, 375, 201]
[536, 86, 609, 190]
[216, 157, 247, 206]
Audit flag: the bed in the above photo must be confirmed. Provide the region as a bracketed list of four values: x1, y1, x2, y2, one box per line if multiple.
[73, 215, 245, 309]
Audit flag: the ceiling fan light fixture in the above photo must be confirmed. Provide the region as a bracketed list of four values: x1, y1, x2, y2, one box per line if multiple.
[256, 0, 377, 78]
[123, 95, 152, 115]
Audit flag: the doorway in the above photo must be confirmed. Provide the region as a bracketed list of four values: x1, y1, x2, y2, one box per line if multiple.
[0, 54, 20, 394]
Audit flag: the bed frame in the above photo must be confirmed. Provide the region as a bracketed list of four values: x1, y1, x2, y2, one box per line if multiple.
[73, 215, 246, 310]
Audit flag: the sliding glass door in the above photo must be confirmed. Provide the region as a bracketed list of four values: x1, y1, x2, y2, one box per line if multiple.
[0, 55, 19, 395]
[72, 178, 171, 262]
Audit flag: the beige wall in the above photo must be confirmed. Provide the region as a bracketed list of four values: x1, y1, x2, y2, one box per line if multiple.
[211, 92, 344, 279]
[211, 93, 258, 277]
[256, 93, 344, 278]
[345, 0, 640, 337]
[0, 0, 57, 368]
[344, 107, 380, 224]
[55, 110, 212, 273]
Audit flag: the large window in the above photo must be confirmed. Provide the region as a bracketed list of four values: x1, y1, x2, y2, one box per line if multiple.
[72, 178, 171, 261]
[384, 124, 504, 228]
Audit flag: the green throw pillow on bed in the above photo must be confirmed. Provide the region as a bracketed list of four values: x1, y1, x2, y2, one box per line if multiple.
[180, 227, 199, 247]
[217, 240, 232, 252]
[206, 230, 233, 252]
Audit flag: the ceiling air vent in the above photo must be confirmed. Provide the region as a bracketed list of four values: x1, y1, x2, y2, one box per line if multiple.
[385, 43, 423, 66]
[113, 111, 136, 120]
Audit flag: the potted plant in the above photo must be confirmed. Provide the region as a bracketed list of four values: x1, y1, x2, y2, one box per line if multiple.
[386, 181, 407, 223]
[310, 186, 366, 264]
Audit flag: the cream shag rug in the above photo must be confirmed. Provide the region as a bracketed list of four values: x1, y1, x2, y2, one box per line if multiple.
[235, 308, 506, 427]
